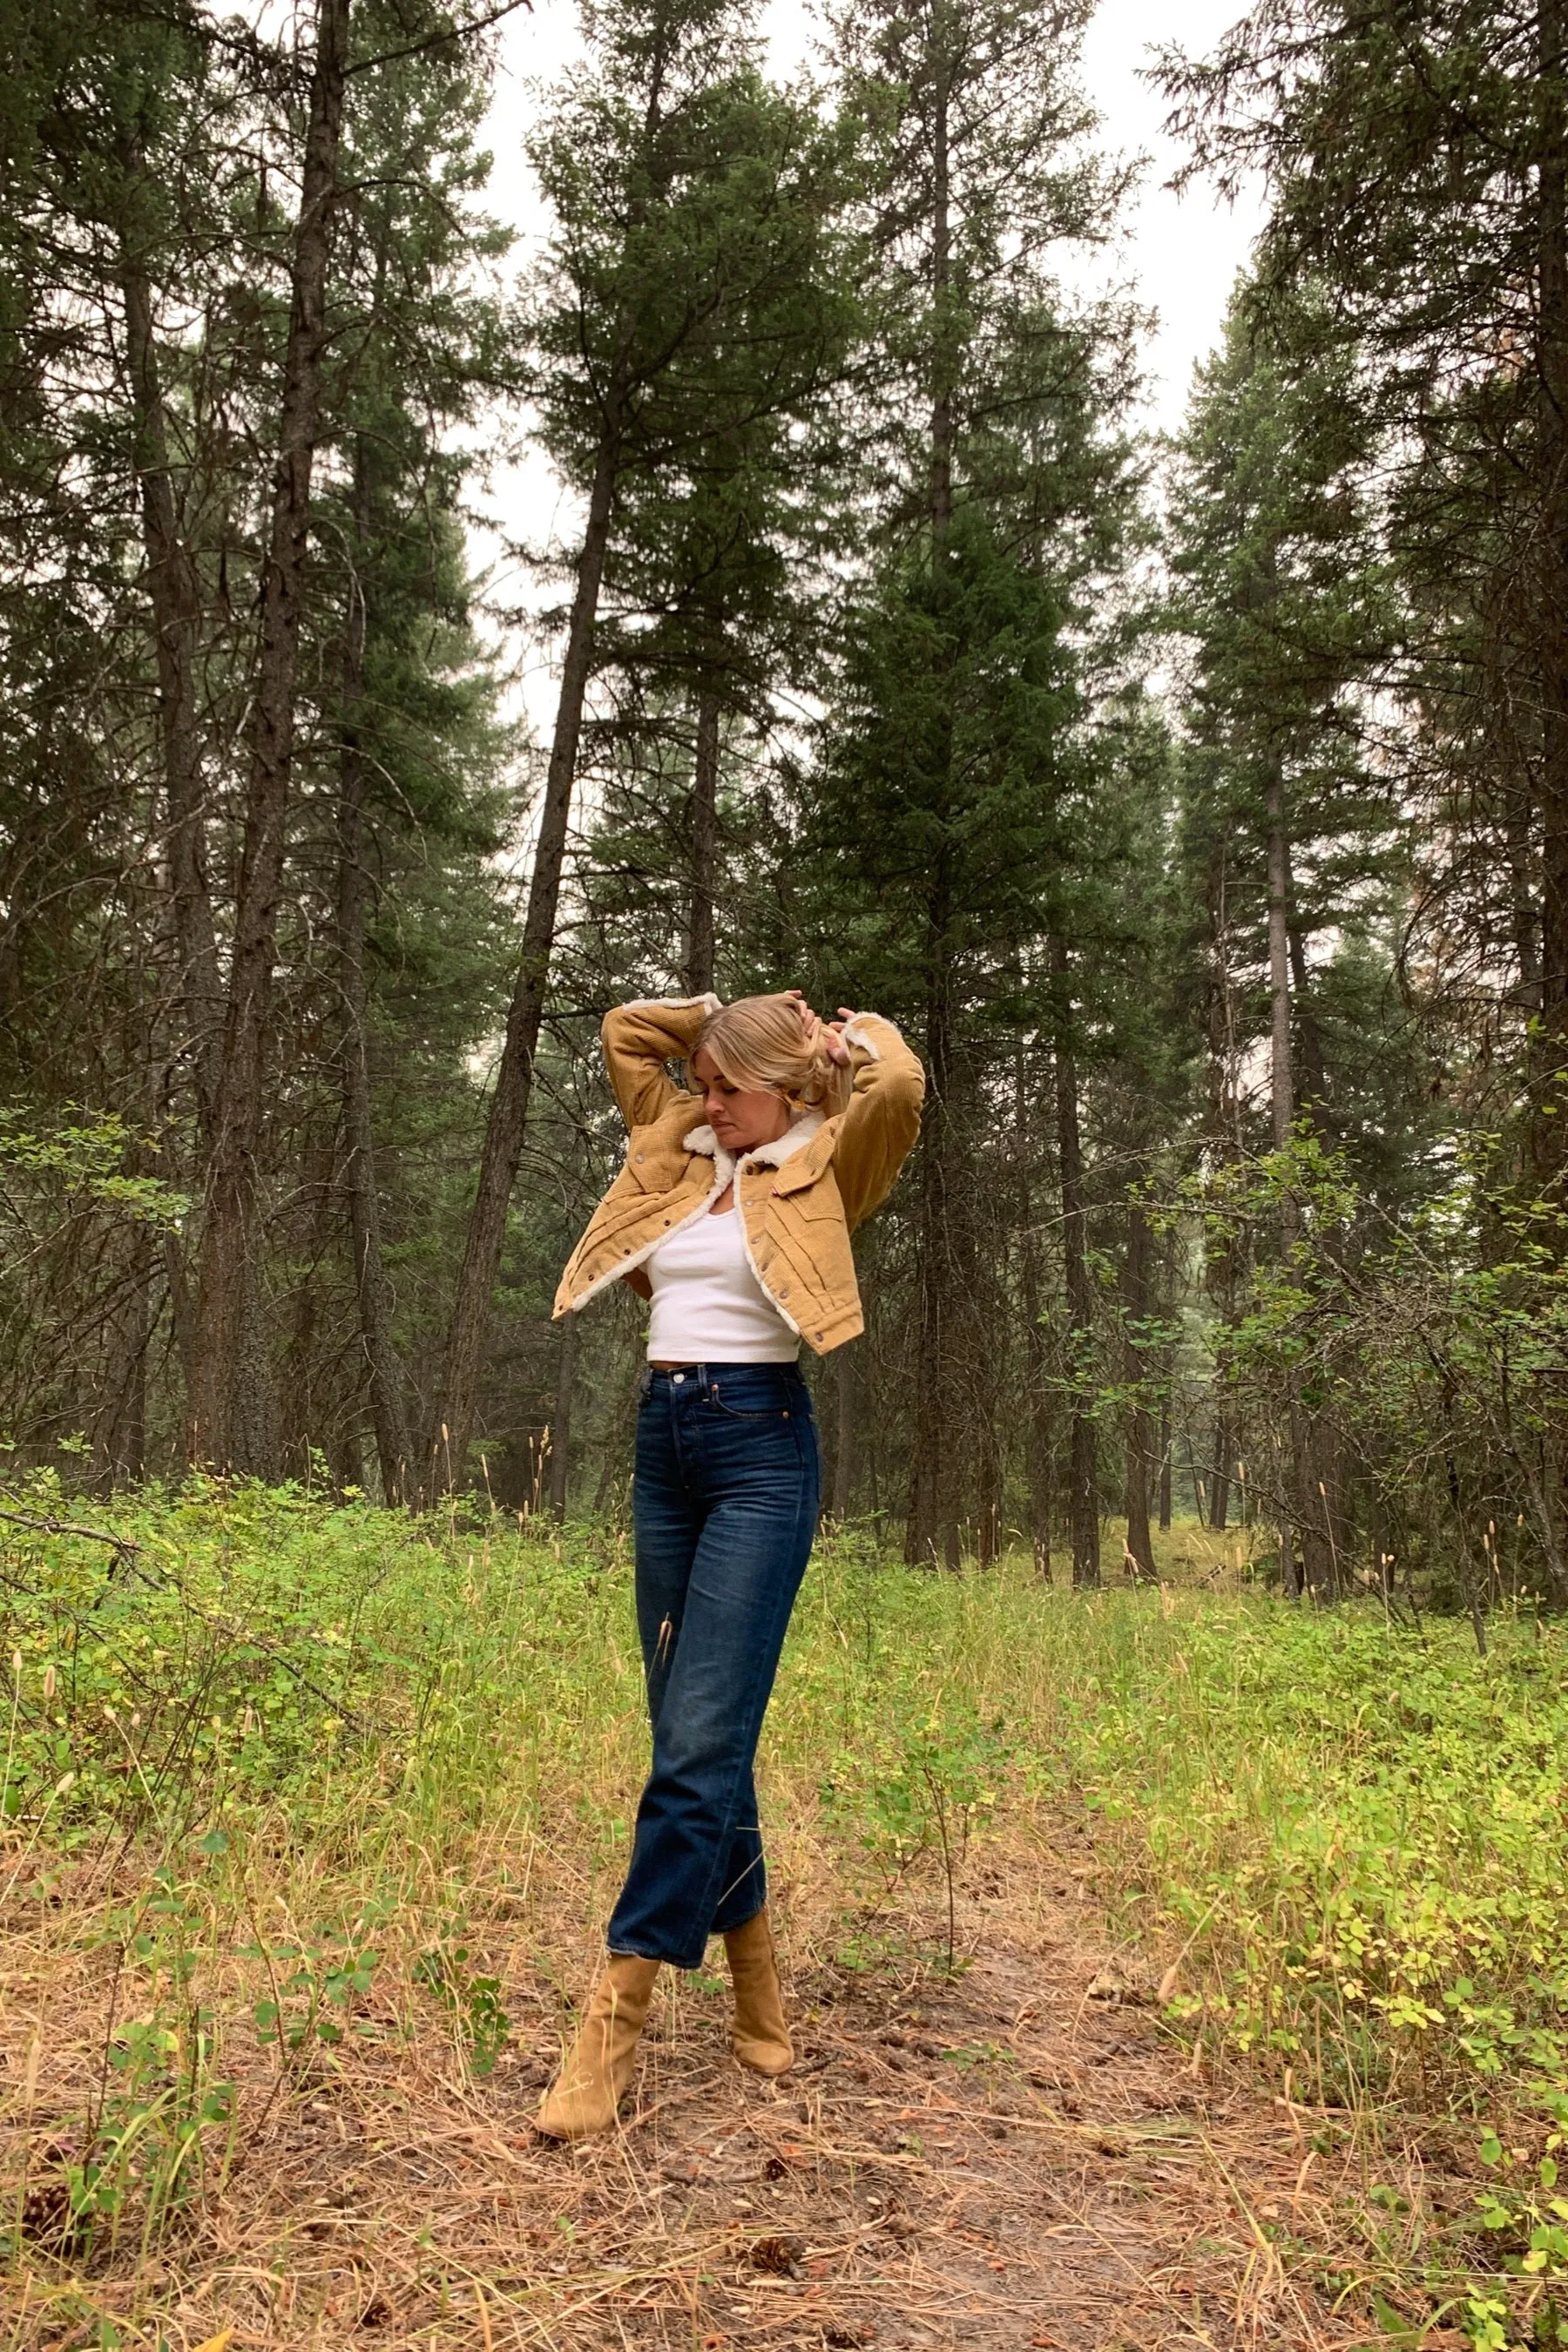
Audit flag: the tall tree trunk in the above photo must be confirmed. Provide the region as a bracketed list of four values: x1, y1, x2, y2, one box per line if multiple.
[92, 1227, 154, 1490]
[1266, 747, 1302, 1595]
[904, 17, 963, 1569]
[1052, 937, 1098, 1587]
[336, 465, 413, 1503]
[831, 1342, 855, 1518]
[1121, 1193, 1156, 1580]
[1208, 1418, 1230, 1530]
[1022, 1245, 1053, 1578]
[1537, 0, 1568, 1197]
[1534, 0, 1568, 1595]
[929, 2, 953, 549]
[118, 197, 223, 1144]
[186, 0, 351, 1471]
[1288, 923, 1329, 1114]
[428, 416, 624, 1488]
[1201, 842, 1240, 1543]
[548, 1312, 578, 1519]
[683, 688, 720, 997]
[118, 158, 220, 1425]
[1012, 1031, 1053, 1575]
[905, 895, 962, 1569]
[1266, 752, 1336, 1594]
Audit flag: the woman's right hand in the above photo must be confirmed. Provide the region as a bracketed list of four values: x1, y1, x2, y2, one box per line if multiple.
[822, 1010, 854, 1067]
[791, 990, 854, 1067]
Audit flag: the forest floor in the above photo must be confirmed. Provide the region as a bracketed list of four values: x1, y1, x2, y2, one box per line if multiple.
[3, 1824, 1418, 2352]
[1, 1490, 1561, 2349]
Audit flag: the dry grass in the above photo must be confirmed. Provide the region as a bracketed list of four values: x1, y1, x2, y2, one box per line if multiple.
[2, 1815, 1404, 2352]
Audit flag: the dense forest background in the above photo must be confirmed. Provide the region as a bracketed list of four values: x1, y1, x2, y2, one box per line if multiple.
[4, 0, 1568, 1614]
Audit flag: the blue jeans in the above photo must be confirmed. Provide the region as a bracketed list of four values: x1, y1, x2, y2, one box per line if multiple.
[607, 1362, 821, 1970]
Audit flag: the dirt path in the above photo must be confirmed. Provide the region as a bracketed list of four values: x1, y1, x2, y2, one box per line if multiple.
[484, 1882, 1364, 2352]
[0, 1860, 1391, 2350]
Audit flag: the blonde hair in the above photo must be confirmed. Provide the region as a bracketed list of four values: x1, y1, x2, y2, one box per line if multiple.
[693, 994, 840, 1112]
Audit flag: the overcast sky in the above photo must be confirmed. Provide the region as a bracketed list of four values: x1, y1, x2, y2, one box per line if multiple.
[472, 0, 1265, 727]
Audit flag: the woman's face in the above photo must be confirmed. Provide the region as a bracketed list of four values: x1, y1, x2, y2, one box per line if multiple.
[692, 1049, 792, 1154]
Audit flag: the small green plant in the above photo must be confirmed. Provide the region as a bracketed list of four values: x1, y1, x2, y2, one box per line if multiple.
[62, 2021, 235, 2257]
[821, 1701, 1008, 1971]
[247, 1923, 382, 2061]
[416, 1934, 510, 2077]
[1473, 2094, 1568, 2340]
[15, 1867, 239, 2267]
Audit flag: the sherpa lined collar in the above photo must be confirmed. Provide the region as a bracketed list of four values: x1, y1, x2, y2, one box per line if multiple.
[683, 1107, 825, 1169]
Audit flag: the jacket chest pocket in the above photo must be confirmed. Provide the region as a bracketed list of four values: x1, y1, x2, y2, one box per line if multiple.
[781, 1170, 843, 1225]
[621, 1144, 665, 1193]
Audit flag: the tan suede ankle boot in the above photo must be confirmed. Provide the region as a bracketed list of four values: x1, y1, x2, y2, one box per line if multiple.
[537, 1954, 660, 2141]
[724, 1908, 794, 2076]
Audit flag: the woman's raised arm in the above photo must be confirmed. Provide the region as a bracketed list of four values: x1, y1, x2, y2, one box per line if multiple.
[599, 993, 722, 1132]
[821, 1009, 925, 1229]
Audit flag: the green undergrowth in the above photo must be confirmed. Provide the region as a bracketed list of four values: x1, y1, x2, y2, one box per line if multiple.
[1, 1473, 1564, 2123]
[2, 1474, 1566, 2332]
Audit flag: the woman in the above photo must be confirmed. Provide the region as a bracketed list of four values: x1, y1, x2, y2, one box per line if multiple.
[537, 989, 923, 2140]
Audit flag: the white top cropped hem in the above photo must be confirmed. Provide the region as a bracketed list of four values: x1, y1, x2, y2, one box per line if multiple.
[645, 1206, 799, 1364]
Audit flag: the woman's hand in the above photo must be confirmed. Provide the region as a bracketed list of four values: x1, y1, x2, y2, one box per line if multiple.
[789, 990, 855, 1068]
[823, 1009, 855, 1067]
[787, 988, 823, 1053]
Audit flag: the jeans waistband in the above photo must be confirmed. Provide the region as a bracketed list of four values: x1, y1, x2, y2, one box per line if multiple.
[640, 1361, 806, 1397]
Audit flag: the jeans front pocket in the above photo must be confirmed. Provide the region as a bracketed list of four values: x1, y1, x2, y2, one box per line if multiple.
[705, 1373, 802, 1423]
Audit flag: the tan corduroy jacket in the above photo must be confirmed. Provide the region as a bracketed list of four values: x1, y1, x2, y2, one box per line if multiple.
[552, 995, 925, 1355]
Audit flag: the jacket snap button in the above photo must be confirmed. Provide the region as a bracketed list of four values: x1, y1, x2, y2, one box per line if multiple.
[635, 1152, 645, 1162]
[779, 1286, 789, 1297]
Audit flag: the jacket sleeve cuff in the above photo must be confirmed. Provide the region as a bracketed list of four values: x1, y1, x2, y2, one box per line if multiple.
[841, 1012, 902, 1063]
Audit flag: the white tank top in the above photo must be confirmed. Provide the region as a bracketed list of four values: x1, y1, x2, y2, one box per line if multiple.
[645, 1206, 799, 1364]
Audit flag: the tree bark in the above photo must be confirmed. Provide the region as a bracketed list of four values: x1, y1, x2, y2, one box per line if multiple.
[1535, 0, 1568, 1197]
[1052, 937, 1098, 1587]
[548, 1311, 578, 1518]
[1208, 1418, 1230, 1529]
[335, 462, 413, 1503]
[1533, 0, 1568, 1592]
[118, 192, 223, 1146]
[1121, 1193, 1156, 1580]
[1010, 1028, 1053, 1575]
[428, 414, 623, 1488]
[929, 0, 954, 549]
[1267, 754, 1335, 1593]
[904, 14, 961, 1567]
[186, 0, 351, 1471]
[1288, 923, 1329, 1114]
[905, 895, 962, 1569]
[683, 688, 720, 997]
[1020, 1202, 1053, 1578]
[1266, 747, 1304, 1596]
[831, 1342, 855, 1519]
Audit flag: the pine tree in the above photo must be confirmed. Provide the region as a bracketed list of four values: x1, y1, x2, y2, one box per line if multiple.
[1168, 285, 1407, 1590]
[430, 0, 863, 1484]
[811, 0, 1142, 1566]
